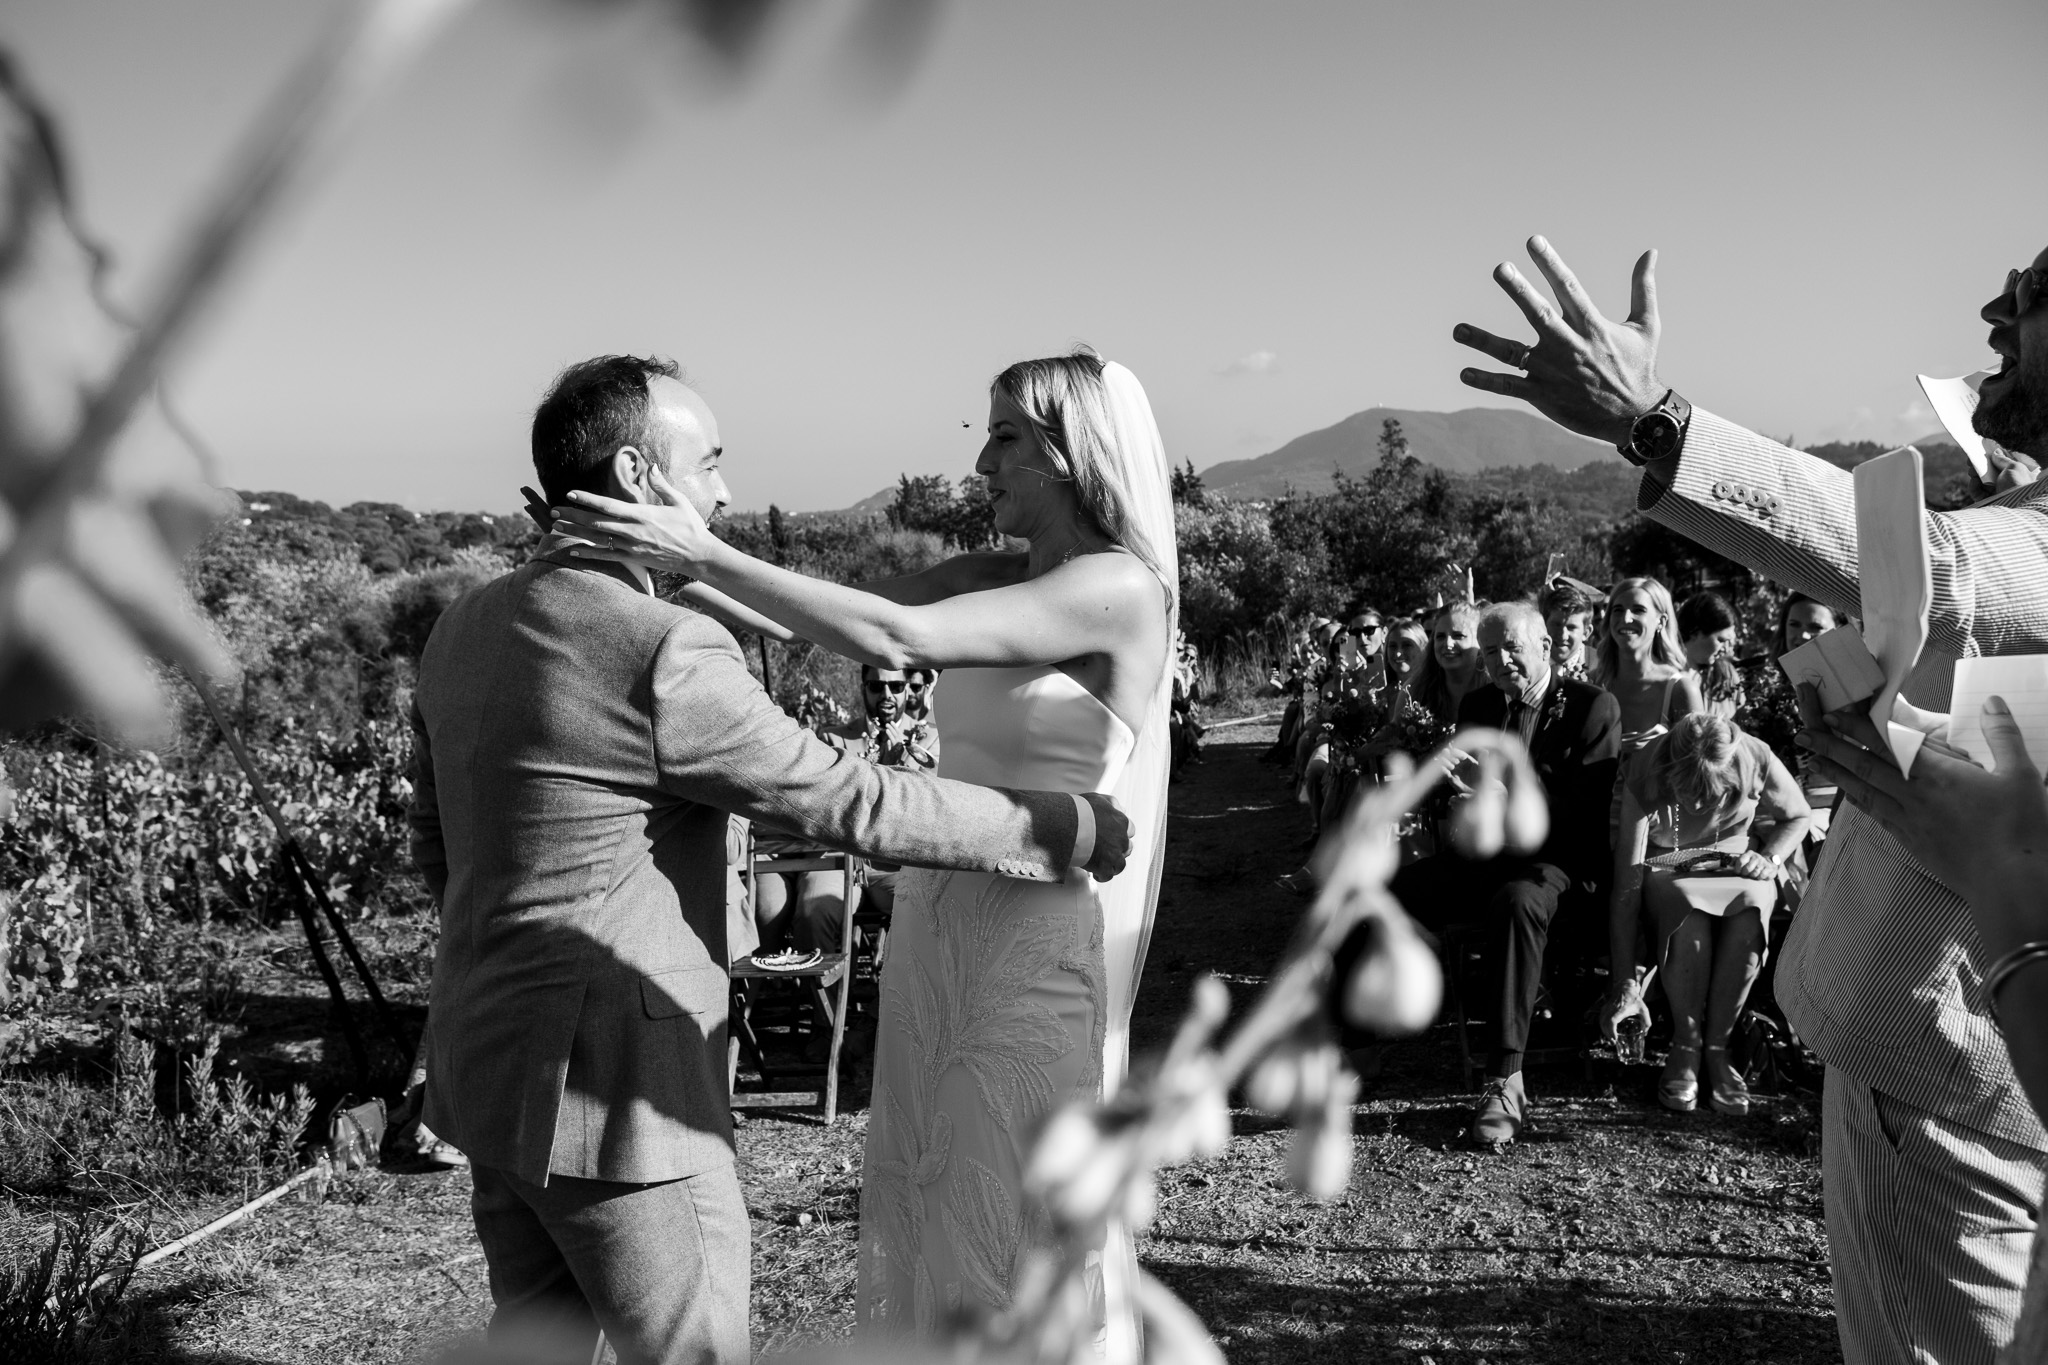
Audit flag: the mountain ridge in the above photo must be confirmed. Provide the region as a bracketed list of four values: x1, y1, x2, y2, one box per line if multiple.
[1195, 405, 1617, 500]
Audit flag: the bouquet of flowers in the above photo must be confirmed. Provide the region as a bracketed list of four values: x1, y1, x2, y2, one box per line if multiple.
[1324, 682, 1386, 749]
[1376, 691, 1453, 759]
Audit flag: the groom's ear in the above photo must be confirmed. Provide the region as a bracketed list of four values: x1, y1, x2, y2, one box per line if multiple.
[607, 445, 654, 503]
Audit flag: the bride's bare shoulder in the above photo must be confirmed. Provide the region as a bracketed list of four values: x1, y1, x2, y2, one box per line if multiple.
[1049, 549, 1168, 615]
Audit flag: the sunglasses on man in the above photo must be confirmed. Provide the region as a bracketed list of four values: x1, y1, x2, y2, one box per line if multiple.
[863, 679, 908, 695]
[1343, 622, 1384, 638]
[2005, 265, 2046, 317]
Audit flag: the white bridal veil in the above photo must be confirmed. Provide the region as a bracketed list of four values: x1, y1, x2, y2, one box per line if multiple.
[1095, 359, 1177, 1098]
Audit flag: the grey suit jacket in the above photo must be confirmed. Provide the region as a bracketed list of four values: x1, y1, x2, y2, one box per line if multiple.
[412, 551, 1084, 1185]
[1640, 410, 2048, 1150]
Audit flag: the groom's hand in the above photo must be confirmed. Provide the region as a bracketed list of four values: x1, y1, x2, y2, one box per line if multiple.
[1081, 793, 1133, 880]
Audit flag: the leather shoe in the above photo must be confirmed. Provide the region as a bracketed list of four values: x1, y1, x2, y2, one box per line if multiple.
[1468, 1072, 1527, 1147]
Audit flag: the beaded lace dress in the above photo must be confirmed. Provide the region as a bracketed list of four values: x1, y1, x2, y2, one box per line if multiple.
[855, 662, 1155, 1354]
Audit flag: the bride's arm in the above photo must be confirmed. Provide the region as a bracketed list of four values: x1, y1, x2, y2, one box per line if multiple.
[854, 550, 1031, 605]
[692, 538, 1157, 670]
[555, 473, 1152, 668]
[672, 581, 800, 642]
[673, 552, 1027, 639]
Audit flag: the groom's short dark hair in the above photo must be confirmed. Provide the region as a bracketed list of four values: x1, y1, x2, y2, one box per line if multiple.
[531, 355, 682, 506]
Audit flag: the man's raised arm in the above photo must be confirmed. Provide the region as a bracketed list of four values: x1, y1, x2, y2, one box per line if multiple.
[1453, 236, 2048, 657]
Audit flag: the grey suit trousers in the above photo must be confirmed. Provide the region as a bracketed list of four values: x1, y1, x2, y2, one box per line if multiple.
[470, 1164, 749, 1365]
[1823, 1073, 2045, 1365]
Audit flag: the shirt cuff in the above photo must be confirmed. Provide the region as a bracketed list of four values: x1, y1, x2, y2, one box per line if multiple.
[1069, 791, 1095, 872]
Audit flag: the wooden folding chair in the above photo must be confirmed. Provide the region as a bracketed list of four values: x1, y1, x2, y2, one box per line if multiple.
[728, 830, 858, 1123]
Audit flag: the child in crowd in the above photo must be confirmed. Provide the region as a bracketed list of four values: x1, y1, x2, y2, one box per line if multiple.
[1539, 577, 1602, 682]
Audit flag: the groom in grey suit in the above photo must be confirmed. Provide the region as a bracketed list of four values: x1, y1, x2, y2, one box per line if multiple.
[410, 355, 1131, 1365]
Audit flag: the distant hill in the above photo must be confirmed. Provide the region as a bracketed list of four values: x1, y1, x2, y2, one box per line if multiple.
[807, 415, 1986, 519]
[1803, 434, 1979, 508]
[1199, 406, 1616, 500]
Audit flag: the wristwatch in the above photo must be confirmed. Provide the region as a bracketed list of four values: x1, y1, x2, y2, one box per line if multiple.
[1619, 389, 1692, 466]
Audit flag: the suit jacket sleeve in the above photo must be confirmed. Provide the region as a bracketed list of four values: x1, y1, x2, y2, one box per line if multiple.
[647, 621, 1077, 881]
[408, 694, 447, 906]
[1639, 410, 2048, 657]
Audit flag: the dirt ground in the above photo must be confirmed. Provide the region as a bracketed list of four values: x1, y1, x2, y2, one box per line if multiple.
[45, 724, 1840, 1363]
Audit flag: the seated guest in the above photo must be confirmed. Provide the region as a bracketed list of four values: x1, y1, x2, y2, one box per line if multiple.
[750, 665, 933, 958]
[1677, 591, 1745, 721]
[1739, 592, 1843, 791]
[1388, 601, 1621, 1146]
[1539, 576, 1603, 681]
[1598, 576, 1701, 752]
[1170, 635, 1205, 781]
[1384, 619, 1429, 693]
[903, 665, 940, 733]
[1297, 604, 1382, 812]
[1413, 600, 1488, 728]
[1605, 714, 1811, 1115]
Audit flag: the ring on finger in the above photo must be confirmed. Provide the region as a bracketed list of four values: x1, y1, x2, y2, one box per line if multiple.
[1510, 342, 1534, 370]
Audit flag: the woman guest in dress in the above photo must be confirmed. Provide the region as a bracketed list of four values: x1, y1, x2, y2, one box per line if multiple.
[1596, 577, 1700, 754]
[1738, 592, 1846, 822]
[1413, 599, 1486, 728]
[1605, 713, 1811, 1115]
[1678, 591, 1745, 721]
[1383, 619, 1429, 695]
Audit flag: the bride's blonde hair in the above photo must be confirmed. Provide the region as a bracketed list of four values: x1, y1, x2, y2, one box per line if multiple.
[991, 347, 1176, 610]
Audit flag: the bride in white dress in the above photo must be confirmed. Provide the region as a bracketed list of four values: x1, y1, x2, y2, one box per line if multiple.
[553, 350, 1176, 1354]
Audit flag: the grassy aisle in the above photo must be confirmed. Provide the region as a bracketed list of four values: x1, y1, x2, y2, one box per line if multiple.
[40, 727, 1836, 1363]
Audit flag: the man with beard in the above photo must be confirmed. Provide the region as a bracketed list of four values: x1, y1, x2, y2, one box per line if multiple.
[1454, 239, 2048, 1365]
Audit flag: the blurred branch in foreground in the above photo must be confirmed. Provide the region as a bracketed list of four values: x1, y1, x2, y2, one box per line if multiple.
[0, 0, 943, 748]
[783, 729, 1544, 1365]
[0, 0, 471, 746]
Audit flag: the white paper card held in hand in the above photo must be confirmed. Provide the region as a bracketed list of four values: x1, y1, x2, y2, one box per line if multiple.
[1778, 629, 1886, 713]
[1853, 447, 1933, 776]
[1947, 656, 2048, 771]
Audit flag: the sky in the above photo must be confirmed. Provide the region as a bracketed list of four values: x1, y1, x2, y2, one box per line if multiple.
[8, 0, 2047, 513]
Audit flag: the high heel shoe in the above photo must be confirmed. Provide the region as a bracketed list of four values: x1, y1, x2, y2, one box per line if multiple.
[1705, 1045, 1750, 1116]
[1659, 1045, 1700, 1112]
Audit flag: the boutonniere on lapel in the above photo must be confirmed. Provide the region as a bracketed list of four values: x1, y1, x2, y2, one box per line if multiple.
[1540, 683, 1569, 731]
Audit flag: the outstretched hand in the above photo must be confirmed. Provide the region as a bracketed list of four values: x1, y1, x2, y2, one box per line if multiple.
[1453, 236, 1668, 448]
[550, 466, 719, 576]
[1081, 793, 1133, 881]
[1797, 691, 2048, 958]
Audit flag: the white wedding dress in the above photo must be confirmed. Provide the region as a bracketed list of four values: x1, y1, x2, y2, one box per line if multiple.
[856, 660, 1165, 1354]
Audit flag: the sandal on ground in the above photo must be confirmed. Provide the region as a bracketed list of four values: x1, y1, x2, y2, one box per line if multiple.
[1705, 1045, 1751, 1116]
[1659, 1045, 1700, 1112]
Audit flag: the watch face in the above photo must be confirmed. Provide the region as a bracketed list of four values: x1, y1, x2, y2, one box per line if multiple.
[1635, 413, 1681, 461]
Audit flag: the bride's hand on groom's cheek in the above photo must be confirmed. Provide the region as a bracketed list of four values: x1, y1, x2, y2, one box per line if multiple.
[1082, 793, 1133, 880]
[554, 469, 716, 575]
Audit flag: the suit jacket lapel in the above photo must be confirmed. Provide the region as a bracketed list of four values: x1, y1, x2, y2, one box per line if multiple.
[1527, 674, 1565, 758]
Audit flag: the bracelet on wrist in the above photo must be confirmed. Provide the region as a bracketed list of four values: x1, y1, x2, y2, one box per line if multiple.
[1986, 940, 2048, 1029]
